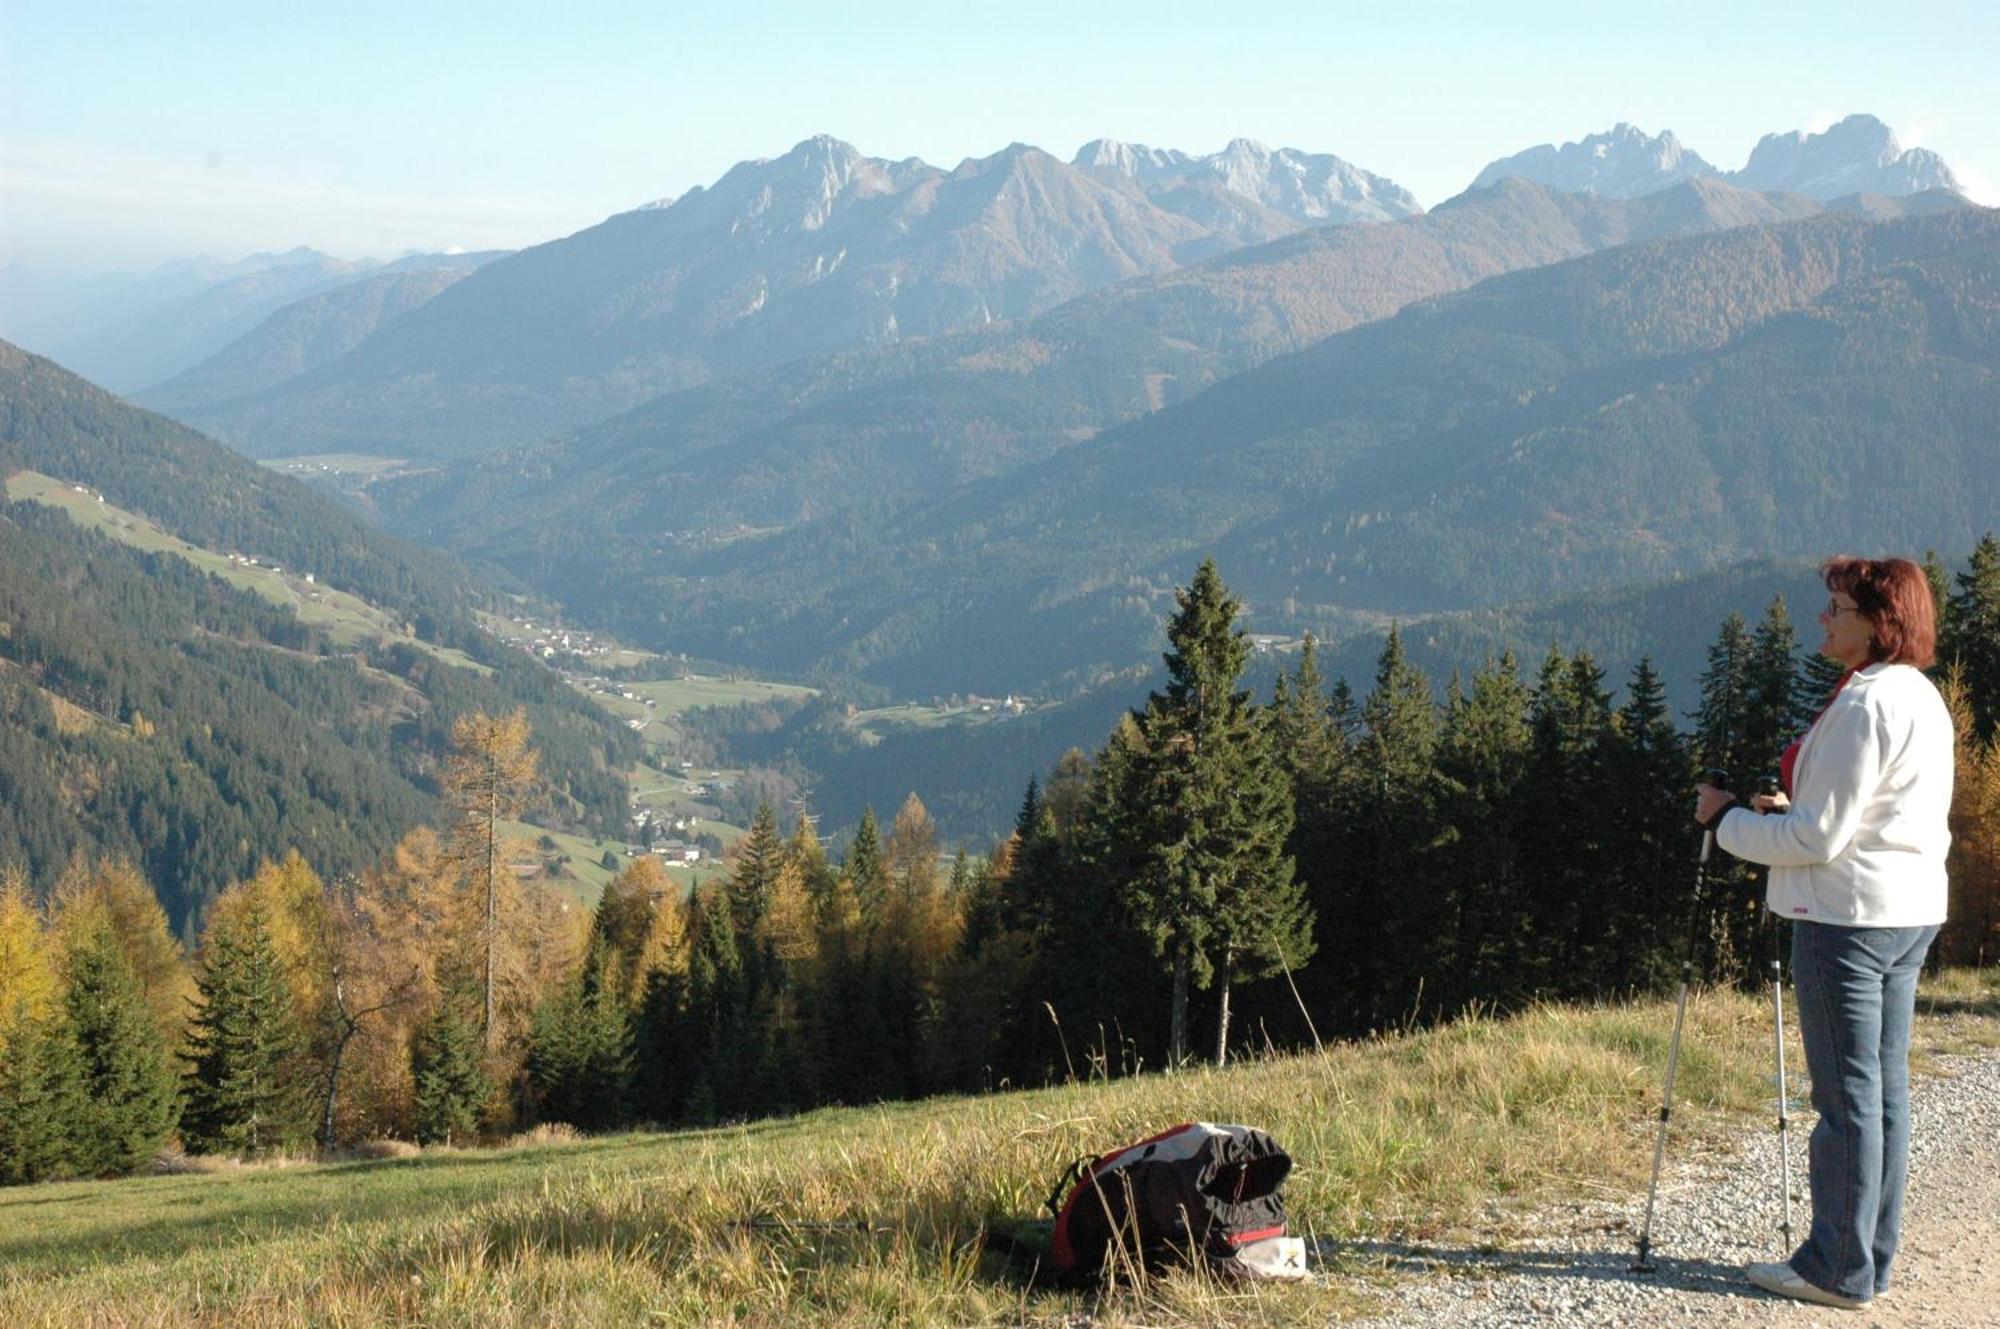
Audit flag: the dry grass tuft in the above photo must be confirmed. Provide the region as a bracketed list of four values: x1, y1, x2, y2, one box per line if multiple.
[150, 1149, 317, 1176]
[340, 1139, 423, 1162]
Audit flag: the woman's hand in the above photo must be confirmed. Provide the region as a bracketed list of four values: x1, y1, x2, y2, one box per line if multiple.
[1751, 791, 1791, 815]
[1694, 783, 1737, 827]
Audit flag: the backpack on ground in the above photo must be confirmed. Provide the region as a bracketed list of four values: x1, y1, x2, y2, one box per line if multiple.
[1040, 1121, 1306, 1281]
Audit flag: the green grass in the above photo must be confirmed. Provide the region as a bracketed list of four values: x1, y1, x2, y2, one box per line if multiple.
[623, 674, 818, 719]
[5, 470, 486, 673]
[18, 974, 1987, 1328]
[498, 819, 625, 906]
[261, 453, 413, 478]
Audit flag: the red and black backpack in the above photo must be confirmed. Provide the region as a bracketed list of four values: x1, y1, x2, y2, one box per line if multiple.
[1045, 1122, 1292, 1276]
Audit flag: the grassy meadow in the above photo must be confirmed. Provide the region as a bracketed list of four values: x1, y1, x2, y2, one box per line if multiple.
[10, 970, 1994, 1328]
[4, 469, 487, 672]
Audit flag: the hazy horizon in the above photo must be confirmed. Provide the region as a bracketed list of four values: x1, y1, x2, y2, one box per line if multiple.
[5, 1, 1997, 275]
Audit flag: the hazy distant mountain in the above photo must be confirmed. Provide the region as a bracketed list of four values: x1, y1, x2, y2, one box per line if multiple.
[1470, 114, 1962, 205]
[425, 205, 1998, 695]
[1469, 123, 1715, 198]
[4, 248, 379, 393]
[135, 251, 506, 415]
[1732, 114, 1961, 200]
[171, 135, 1377, 460]
[1075, 137, 1421, 226]
[372, 180, 1955, 689]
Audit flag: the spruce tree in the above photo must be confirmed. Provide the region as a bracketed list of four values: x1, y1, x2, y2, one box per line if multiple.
[181, 901, 312, 1156]
[1745, 598, 1808, 780]
[1801, 643, 1850, 715]
[726, 802, 785, 944]
[1335, 625, 1440, 1030]
[411, 1001, 490, 1146]
[1601, 658, 1692, 989]
[1695, 612, 1755, 786]
[1948, 534, 2000, 740]
[844, 809, 888, 913]
[0, 1010, 86, 1184]
[1120, 560, 1308, 1065]
[63, 922, 180, 1175]
[523, 948, 632, 1132]
[1922, 549, 1953, 658]
[1434, 652, 1531, 1003]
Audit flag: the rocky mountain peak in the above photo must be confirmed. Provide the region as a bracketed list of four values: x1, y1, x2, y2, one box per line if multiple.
[1072, 138, 1192, 178]
[1469, 123, 1717, 198]
[1734, 114, 1960, 200]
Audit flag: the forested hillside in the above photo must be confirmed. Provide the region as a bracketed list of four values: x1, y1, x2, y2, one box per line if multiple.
[512, 206, 1999, 696]
[374, 178, 1850, 583]
[0, 343, 641, 929]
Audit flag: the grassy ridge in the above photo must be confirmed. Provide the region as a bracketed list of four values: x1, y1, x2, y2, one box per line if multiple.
[5, 973, 1994, 1328]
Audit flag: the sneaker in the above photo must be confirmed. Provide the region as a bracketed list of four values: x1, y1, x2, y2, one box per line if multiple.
[1747, 1261, 1869, 1310]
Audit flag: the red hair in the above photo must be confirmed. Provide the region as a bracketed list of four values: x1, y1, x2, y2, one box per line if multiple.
[1822, 556, 1937, 669]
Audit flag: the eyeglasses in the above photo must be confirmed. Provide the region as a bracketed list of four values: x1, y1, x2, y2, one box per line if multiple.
[1823, 598, 1862, 619]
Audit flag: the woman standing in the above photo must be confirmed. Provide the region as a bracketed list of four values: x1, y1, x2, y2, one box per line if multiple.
[1695, 556, 1953, 1311]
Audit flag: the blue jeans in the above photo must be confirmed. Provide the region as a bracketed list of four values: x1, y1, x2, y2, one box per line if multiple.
[1787, 919, 1939, 1302]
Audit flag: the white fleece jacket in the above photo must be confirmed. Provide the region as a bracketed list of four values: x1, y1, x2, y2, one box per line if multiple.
[1717, 662, 1953, 928]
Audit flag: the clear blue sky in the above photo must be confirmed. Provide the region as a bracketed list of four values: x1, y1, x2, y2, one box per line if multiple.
[4, 0, 1995, 271]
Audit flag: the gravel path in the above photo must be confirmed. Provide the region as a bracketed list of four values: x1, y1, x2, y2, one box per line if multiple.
[1337, 1043, 2000, 1328]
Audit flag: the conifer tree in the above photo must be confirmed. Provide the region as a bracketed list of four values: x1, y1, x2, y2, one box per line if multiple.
[1002, 781, 1065, 939]
[1695, 612, 1755, 786]
[411, 1001, 490, 1145]
[1434, 652, 1531, 1001]
[1745, 598, 1808, 779]
[844, 808, 888, 913]
[787, 813, 837, 901]
[62, 921, 180, 1175]
[1043, 750, 1094, 843]
[182, 900, 312, 1156]
[0, 1009, 85, 1184]
[1332, 625, 1440, 1029]
[1601, 658, 1692, 988]
[1119, 560, 1307, 1065]
[49, 857, 189, 1044]
[726, 801, 785, 943]
[1922, 549, 1953, 655]
[1801, 641, 1850, 714]
[1948, 534, 2000, 740]
[523, 946, 631, 1131]
[682, 884, 747, 1120]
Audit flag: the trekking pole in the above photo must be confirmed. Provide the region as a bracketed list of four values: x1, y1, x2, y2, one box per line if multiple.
[1757, 773, 1796, 1253]
[1633, 768, 1728, 1274]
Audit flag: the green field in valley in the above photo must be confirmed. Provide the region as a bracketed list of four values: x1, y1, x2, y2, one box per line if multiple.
[7, 971, 1993, 1327]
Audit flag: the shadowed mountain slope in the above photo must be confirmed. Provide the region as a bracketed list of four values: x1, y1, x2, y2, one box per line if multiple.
[378, 177, 1841, 562]
[0, 342, 640, 926]
[443, 206, 1999, 695]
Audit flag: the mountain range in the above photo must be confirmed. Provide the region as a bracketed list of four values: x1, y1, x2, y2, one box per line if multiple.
[158, 135, 1425, 459]
[380, 203, 1999, 698]
[1472, 114, 1961, 201]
